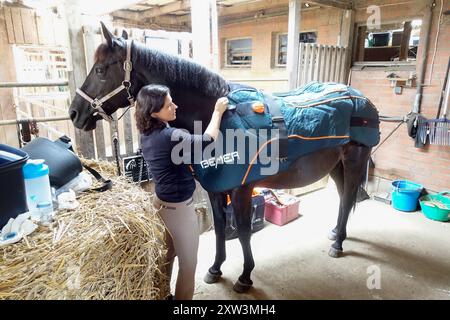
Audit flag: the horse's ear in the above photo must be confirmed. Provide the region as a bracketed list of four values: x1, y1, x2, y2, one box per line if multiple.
[100, 21, 115, 47]
[122, 29, 128, 40]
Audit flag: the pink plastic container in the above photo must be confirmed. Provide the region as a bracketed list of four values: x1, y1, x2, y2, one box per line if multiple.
[264, 196, 300, 226]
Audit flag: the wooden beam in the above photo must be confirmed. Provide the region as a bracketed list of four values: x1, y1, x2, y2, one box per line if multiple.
[111, 10, 141, 21]
[113, 11, 191, 25]
[307, 0, 352, 10]
[140, 0, 190, 19]
[76, 0, 145, 15]
[113, 0, 291, 26]
[287, 0, 301, 90]
[112, 18, 190, 32]
[219, 0, 288, 17]
[399, 21, 411, 61]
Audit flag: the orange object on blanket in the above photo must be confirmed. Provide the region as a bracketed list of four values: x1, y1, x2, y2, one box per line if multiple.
[252, 102, 265, 114]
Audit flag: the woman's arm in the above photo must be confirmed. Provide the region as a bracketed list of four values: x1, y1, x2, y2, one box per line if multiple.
[204, 97, 228, 141]
[168, 97, 228, 164]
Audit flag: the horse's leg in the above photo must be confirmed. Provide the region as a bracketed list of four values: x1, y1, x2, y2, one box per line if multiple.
[204, 192, 228, 284]
[230, 185, 255, 293]
[329, 144, 371, 258]
[328, 160, 344, 241]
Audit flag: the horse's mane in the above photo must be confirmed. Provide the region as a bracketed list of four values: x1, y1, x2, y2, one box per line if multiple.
[133, 41, 229, 98]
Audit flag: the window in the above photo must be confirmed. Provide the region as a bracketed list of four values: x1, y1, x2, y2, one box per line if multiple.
[276, 34, 288, 66]
[226, 38, 252, 67]
[299, 32, 317, 43]
[356, 20, 421, 63]
[275, 32, 317, 66]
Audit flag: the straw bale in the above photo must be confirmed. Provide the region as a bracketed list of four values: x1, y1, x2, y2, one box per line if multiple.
[0, 160, 168, 300]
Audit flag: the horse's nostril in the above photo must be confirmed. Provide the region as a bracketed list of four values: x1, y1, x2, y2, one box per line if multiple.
[70, 110, 77, 121]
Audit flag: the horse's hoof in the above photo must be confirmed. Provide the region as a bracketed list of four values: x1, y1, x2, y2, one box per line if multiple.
[328, 247, 343, 258]
[204, 270, 221, 284]
[327, 230, 337, 241]
[233, 279, 252, 293]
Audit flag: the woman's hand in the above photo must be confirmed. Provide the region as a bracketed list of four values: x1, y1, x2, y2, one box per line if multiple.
[214, 97, 228, 114]
[205, 97, 228, 140]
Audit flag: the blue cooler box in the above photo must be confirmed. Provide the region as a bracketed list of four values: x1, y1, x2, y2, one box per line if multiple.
[0, 144, 29, 228]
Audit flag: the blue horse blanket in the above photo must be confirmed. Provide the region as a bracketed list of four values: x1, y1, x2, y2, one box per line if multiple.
[191, 82, 380, 193]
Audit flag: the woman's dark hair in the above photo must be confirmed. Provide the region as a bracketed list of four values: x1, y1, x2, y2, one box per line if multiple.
[135, 84, 170, 134]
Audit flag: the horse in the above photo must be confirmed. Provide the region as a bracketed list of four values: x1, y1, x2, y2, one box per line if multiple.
[69, 23, 378, 293]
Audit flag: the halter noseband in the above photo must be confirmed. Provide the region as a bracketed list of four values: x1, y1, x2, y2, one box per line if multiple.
[76, 39, 135, 123]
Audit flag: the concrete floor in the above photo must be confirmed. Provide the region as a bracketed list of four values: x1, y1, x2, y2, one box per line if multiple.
[173, 181, 450, 300]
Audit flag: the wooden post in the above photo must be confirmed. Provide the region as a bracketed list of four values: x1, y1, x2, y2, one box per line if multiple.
[339, 9, 355, 84]
[10, 7, 24, 44]
[0, 7, 19, 147]
[399, 21, 412, 61]
[210, 0, 219, 71]
[83, 26, 107, 160]
[303, 44, 310, 85]
[191, 0, 212, 68]
[355, 25, 366, 63]
[63, 1, 95, 159]
[287, 0, 302, 90]
[413, 0, 434, 113]
[316, 44, 323, 82]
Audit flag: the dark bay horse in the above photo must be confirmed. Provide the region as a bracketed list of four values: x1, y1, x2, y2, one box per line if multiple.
[69, 24, 376, 293]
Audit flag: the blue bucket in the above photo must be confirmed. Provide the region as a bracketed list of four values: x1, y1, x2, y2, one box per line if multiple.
[391, 180, 423, 212]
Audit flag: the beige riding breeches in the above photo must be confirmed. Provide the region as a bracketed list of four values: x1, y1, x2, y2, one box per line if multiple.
[154, 196, 199, 300]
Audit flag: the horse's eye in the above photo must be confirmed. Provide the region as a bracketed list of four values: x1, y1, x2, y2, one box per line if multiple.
[95, 67, 105, 75]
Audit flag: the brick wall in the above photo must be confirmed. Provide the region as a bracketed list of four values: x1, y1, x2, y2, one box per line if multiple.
[218, 7, 343, 92]
[351, 0, 450, 192]
[217, 1, 449, 192]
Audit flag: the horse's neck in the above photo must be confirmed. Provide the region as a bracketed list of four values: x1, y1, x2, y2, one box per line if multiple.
[132, 46, 220, 133]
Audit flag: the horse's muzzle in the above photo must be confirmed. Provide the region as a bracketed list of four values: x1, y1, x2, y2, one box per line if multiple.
[69, 109, 97, 131]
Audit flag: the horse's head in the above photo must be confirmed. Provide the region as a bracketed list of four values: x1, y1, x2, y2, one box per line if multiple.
[70, 22, 230, 133]
[69, 22, 136, 131]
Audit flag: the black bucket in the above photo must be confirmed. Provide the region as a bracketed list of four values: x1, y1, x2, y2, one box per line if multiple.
[0, 144, 29, 228]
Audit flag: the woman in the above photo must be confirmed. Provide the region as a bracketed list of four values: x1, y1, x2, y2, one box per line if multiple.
[135, 84, 228, 300]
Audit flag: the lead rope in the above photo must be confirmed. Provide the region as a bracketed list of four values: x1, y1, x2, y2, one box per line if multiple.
[112, 131, 121, 176]
[137, 149, 144, 185]
[117, 104, 132, 121]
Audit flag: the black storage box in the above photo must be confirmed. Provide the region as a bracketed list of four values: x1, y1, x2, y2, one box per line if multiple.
[225, 194, 265, 240]
[0, 144, 29, 228]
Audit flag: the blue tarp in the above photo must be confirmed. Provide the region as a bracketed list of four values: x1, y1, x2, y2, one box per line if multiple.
[191, 82, 380, 192]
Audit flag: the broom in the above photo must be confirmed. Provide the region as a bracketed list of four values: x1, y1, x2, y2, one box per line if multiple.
[429, 57, 450, 146]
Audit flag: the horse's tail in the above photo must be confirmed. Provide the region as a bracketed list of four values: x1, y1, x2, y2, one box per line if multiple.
[353, 145, 372, 212]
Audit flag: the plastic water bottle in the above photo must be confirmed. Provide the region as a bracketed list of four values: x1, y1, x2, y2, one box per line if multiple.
[37, 202, 54, 226]
[23, 159, 53, 221]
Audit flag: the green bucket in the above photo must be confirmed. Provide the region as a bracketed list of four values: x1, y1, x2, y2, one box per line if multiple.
[419, 191, 450, 222]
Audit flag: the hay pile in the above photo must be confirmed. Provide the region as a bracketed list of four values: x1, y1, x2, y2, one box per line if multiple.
[0, 160, 168, 300]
